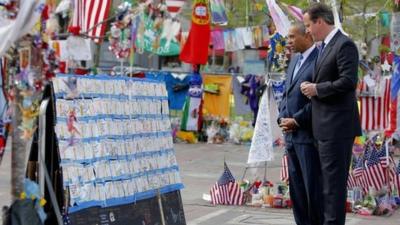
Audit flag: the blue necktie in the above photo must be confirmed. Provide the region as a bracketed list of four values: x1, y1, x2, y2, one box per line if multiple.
[292, 55, 303, 81]
[319, 41, 325, 56]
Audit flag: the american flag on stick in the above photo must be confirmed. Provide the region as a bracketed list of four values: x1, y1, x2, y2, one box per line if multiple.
[364, 146, 386, 191]
[352, 156, 368, 194]
[347, 173, 356, 190]
[210, 162, 244, 205]
[280, 154, 289, 182]
[72, 0, 112, 43]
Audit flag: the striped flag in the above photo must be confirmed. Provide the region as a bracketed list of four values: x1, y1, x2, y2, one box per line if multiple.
[364, 146, 386, 191]
[352, 155, 368, 193]
[210, 162, 244, 205]
[377, 142, 395, 169]
[347, 171, 356, 190]
[359, 77, 391, 131]
[280, 154, 289, 182]
[165, 0, 185, 18]
[72, 0, 112, 43]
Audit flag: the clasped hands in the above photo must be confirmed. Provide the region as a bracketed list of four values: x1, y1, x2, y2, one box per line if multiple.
[300, 81, 317, 99]
[279, 118, 298, 133]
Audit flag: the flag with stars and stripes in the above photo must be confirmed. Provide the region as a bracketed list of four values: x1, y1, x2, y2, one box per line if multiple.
[210, 162, 244, 205]
[347, 171, 356, 190]
[376, 143, 397, 190]
[359, 77, 391, 131]
[352, 156, 368, 193]
[364, 147, 386, 191]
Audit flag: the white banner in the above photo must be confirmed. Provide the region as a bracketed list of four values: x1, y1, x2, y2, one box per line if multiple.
[248, 84, 275, 164]
[266, 0, 291, 37]
[0, 0, 45, 57]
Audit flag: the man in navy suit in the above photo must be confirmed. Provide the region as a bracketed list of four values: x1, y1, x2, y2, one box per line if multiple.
[278, 23, 322, 225]
[301, 3, 361, 225]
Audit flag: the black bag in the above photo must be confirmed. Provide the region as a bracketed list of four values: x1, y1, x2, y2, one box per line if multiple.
[2, 199, 42, 225]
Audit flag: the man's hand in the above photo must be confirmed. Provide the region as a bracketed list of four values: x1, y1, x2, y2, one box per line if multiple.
[300, 81, 317, 98]
[279, 118, 298, 133]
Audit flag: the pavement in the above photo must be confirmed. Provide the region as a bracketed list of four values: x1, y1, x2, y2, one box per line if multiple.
[0, 142, 400, 224]
[175, 143, 400, 225]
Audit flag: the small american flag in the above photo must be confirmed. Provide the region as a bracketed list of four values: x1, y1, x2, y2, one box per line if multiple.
[352, 156, 368, 193]
[364, 147, 386, 191]
[377, 143, 397, 190]
[347, 171, 356, 190]
[280, 154, 289, 182]
[210, 162, 244, 205]
[72, 0, 112, 43]
[377, 141, 396, 168]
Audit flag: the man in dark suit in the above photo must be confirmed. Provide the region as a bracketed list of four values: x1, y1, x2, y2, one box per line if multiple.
[301, 3, 361, 225]
[278, 23, 322, 225]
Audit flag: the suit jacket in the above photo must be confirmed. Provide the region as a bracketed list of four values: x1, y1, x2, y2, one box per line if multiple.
[278, 48, 318, 144]
[312, 31, 362, 140]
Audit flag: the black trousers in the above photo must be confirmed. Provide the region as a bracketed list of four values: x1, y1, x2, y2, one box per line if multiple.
[287, 142, 323, 225]
[317, 138, 354, 225]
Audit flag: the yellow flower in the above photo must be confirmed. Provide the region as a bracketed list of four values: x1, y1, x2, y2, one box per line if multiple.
[276, 44, 283, 53]
[39, 198, 47, 206]
[20, 192, 27, 199]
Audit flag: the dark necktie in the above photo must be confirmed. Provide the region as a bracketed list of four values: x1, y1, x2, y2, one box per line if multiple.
[319, 41, 325, 56]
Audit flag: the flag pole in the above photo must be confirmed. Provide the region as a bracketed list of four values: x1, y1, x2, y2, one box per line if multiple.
[385, 139, 390, 192]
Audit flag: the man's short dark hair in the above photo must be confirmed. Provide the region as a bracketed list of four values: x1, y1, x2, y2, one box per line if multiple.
[304, 3, 334, 25]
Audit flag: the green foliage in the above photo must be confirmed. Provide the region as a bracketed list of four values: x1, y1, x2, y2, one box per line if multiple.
[181, 0, 391, 45]
[341, 0, 391, 43]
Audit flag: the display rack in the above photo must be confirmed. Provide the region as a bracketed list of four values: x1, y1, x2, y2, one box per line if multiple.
[48, 74, 186, 225]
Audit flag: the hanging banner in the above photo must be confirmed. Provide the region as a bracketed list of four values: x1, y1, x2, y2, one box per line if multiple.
[209, 0, 228, 25]
[181, 73, 203, 131]
[265, 0, 291, 37]
[136, 16, 181, 56]
[0, 0, 45, 57]
[179, 0, 211, 65]
[248, 84, 274, 164]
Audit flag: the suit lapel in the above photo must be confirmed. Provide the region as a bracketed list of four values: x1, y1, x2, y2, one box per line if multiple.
[314, 31, 342, 80]
[287, 49, 318, 94]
